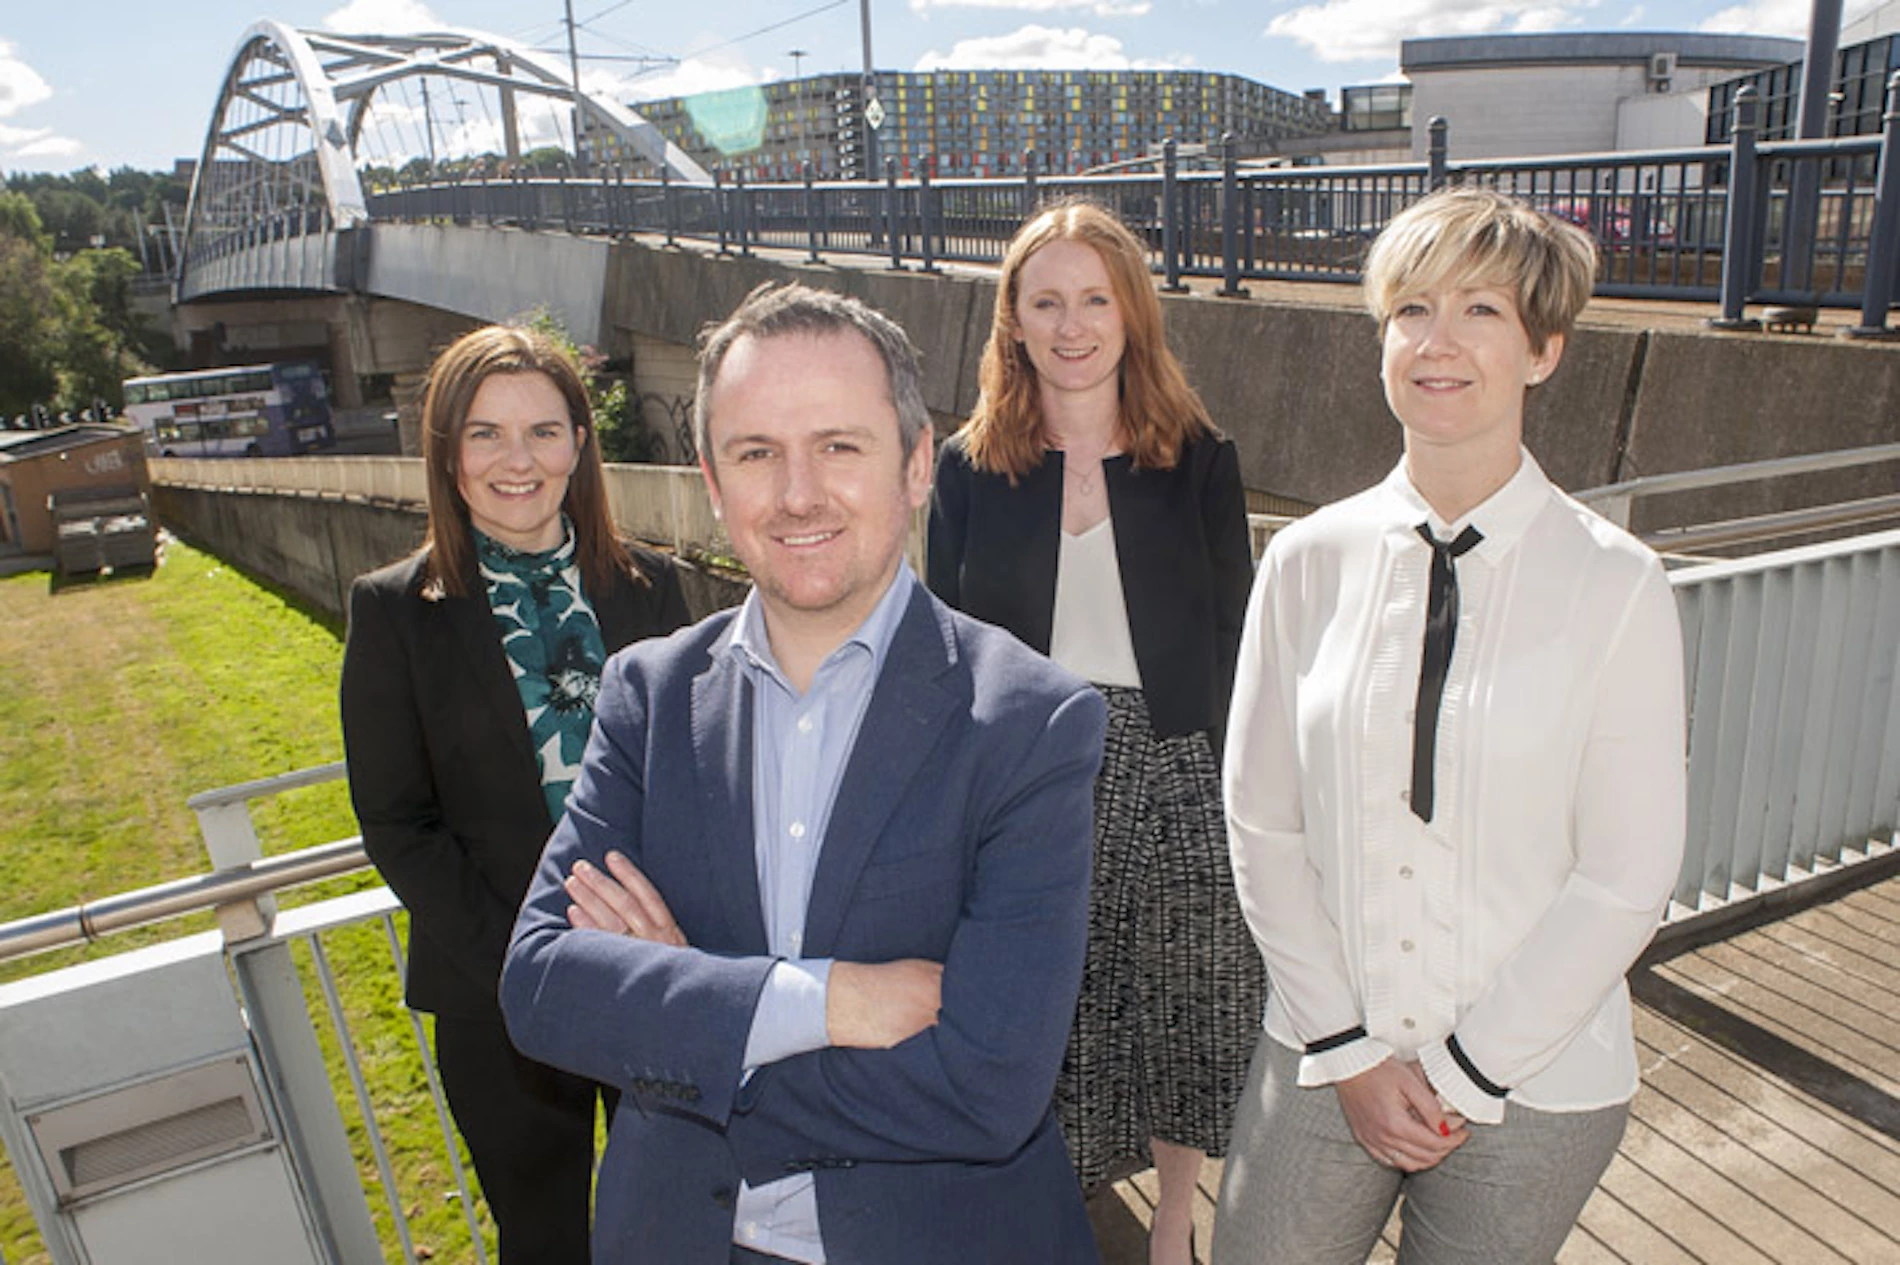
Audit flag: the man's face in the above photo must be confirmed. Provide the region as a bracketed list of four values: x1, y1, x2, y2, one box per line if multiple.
[700, 329, 931, 643]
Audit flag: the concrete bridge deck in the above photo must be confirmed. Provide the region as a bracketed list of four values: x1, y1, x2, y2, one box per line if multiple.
[1092, 864, 1900, 1263]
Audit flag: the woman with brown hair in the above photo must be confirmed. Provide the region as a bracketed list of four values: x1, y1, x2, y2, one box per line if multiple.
[928, 201, 1262, 1265]
[340, 324, 690, 1261]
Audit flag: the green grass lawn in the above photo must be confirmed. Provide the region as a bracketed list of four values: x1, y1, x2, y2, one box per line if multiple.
[0, 540, 496, 1263]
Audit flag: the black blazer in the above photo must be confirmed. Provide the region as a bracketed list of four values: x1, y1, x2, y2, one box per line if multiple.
[927, 429, 1254, 741]
[340, 544, 691, 1018]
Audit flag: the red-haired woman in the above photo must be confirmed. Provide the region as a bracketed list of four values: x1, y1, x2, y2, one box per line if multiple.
[928, 201, 1262, 1265]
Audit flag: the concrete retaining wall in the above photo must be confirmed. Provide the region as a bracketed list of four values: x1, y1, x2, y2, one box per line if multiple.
[152, 485, 743, 626]
[595, 233, 1895, 517]
[193, 224, 1895, 530]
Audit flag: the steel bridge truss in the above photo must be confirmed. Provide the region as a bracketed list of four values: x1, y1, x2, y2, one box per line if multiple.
[178, 20, 710, 300]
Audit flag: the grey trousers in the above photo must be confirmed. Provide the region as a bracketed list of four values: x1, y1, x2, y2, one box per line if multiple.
[1212, 1034, 1627, 1265]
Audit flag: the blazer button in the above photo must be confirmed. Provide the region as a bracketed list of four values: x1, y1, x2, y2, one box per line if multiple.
[711, 1186, 735, 1209]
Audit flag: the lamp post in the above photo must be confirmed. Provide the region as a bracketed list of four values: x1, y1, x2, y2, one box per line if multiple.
[790, 48, 808, 171]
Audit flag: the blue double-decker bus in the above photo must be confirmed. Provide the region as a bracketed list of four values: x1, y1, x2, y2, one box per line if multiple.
[123, 361, 336, 457]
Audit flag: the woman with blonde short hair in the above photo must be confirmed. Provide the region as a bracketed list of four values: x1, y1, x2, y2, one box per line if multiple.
[1214, 188, 1686, 1263]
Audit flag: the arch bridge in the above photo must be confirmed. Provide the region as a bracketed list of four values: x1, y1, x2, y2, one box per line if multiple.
[176, 20, 709, 301]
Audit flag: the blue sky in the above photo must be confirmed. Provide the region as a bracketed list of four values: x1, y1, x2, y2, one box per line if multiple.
[0, 0, 1875, 174]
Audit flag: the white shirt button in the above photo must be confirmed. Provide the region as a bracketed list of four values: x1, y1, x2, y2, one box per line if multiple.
[744, 1222, 759, 1241]
[1401, 939, 1416, 952]
[789, 821, 806, 839]
[1399, 865, 1415, 879]
[1402, 1017, 1417, 1030]
[1399, 788, 1411, 803]
[797, 715, 814, 734]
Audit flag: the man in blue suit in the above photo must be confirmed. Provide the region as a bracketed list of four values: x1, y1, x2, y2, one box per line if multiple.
[501, 283, 1107, 1264]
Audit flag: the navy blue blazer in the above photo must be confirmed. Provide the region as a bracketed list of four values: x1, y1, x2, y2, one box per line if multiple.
[501, 578, 1107, 1265]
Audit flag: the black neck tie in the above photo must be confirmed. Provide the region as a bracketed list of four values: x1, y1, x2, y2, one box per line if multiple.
[1411, 523, 1482, 823]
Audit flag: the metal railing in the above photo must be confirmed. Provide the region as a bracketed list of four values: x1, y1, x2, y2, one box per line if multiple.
[349, 74, 1900, 321]
[0, 766, 493, 1265]
[1668, 527, 1900, 917]
[0, 541, 1888, 950]
[1575, 440, 1900, 553]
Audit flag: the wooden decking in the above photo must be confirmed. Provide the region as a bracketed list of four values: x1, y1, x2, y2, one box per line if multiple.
[1093, 865, 1900, 1264]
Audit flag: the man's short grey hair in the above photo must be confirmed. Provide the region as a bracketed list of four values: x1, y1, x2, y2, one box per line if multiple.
[694, 283, 930, 464]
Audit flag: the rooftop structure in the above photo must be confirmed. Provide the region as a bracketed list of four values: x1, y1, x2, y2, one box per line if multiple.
[1401, 32, 1803, 159]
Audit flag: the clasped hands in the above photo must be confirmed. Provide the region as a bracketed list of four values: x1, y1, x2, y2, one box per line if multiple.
[564, 850, 943, 1050]
[1334, 1058, 1470, 1173]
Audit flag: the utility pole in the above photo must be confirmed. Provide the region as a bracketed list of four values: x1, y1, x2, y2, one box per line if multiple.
[1782, 0, 1844, 294]
[859, 0, 880, 177]
[564, 0, 587, 171]
[421, 78, 437, 172]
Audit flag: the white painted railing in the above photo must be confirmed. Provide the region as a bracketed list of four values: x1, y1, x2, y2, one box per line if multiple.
[1666, 527, 1900, 919]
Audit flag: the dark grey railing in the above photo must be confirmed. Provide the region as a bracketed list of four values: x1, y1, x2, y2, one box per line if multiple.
[353, 72, 1900, 323]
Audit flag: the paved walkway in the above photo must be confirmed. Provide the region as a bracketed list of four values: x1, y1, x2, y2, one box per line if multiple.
[1091, 863, 1900, 1263]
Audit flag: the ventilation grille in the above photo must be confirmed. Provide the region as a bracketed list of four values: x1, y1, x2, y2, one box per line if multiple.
[63, 1096, 253, 1188]
[27, 1054, 274, 1204]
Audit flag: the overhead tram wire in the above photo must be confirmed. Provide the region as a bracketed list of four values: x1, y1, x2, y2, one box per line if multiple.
[576, 0, 639, 28]
[526, 0, 845, 87]
[683, 0, 849, 60]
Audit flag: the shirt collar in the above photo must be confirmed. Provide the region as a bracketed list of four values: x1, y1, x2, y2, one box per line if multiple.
[726, 561, 917, 690]
[1383, 448, 1551, 563]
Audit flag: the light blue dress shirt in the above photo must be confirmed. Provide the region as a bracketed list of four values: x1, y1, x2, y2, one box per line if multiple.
[725, 563, 915, 1264]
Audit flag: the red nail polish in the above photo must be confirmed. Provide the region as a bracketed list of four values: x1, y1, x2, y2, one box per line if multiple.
[1439, 1121, 1451, 1137]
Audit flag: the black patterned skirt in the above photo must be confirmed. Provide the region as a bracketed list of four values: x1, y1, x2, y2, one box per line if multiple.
[1055, 685, 1266, 1191]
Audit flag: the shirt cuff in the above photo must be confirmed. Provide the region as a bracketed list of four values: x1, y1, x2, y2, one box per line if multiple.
[1419, 1035, 1509, 1126]
[742, 958, 834, 1071]
[1294, 1029, 1395, 1088]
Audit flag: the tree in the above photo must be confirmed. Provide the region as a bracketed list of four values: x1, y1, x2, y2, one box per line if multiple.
[52, 247, 148, 406]
[0, 193, 61, 415]
[0, 189, 163, 416]
[523, 307, 660, 463]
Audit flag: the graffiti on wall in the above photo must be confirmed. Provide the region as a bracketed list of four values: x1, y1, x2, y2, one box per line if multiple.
[632, 392, 697, 465]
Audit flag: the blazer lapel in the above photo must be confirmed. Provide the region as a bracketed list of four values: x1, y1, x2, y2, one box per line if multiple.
[802, 588, 961, 956]
[690, 640, 769, 954]
[439, 588, 537, 769]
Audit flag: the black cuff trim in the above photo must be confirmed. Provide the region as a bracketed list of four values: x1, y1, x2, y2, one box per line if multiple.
[1304, 1026, 1368, 1055]
[1447, 1034, 1508, 1098]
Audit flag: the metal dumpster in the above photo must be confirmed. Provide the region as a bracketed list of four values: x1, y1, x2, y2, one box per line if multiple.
[49, 486, 157, 577]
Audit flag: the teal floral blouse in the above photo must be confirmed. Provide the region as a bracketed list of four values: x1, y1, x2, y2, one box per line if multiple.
[475, 519, 607, 822]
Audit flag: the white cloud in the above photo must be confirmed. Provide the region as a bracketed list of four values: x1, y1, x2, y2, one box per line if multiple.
[1263, 0, 1595, 65]
[0, 41, 82, 162]
[1697, 0, 1807, 36]
[910, 0, 1152, 16]
[1618, 5, 1647, 26]
[0, 40, 54, 120]
[13, 134, 82, 159]
[1701, 0, 1881, 36]
[321, 0, 448, 35]
[916, 24, 1189, 70]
